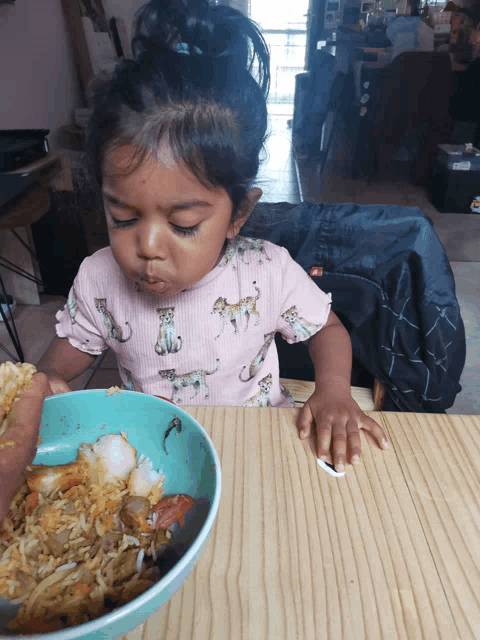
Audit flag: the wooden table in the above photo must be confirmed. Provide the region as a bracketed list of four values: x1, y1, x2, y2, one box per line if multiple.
[124, 409, 480, 640]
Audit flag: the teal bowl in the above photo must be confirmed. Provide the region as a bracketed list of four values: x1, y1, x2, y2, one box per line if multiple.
[4, 390, 221, 640]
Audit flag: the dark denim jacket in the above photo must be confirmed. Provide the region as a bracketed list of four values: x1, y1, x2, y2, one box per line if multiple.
[243, 202, 466, 412]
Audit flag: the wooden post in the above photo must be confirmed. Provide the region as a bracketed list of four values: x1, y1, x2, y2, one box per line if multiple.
[59, 0, 94, 106]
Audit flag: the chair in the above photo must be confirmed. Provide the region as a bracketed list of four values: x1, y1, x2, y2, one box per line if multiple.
[293, 49, 355, 176]
[0, 151, 71, 362]
[242, 201, 466, 413]
[354, 52, 453, 184]
[0, 187, 51, 362]
[280, 377, 384, 411]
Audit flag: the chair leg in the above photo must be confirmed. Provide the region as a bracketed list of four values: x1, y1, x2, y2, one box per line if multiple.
[0, 272, 24, 363]
[10, 229, 49, 278]
[373, 378, 385, 411]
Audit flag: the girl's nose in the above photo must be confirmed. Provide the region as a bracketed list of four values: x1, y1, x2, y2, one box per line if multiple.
[136, 221, 167, 261]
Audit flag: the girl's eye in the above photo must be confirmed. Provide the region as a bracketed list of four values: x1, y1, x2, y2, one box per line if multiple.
[171, 223, 200, 237]
[111, 216, 136, 229]
[109, 214, 199, 235]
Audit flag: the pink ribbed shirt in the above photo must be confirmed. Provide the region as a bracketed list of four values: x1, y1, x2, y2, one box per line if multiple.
[56, 237, 331, 408]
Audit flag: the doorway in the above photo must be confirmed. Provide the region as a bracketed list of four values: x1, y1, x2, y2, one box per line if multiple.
[249, 0, 307, 202]
[249, 0, 309, 114]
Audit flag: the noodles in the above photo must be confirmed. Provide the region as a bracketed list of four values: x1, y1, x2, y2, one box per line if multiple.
[0, 433, 195, 634]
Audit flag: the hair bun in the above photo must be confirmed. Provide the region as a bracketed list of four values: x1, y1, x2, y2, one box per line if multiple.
[132, 0, 269, 96]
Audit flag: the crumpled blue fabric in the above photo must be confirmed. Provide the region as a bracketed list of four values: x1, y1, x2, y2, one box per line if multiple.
[243, 202, 466, 412]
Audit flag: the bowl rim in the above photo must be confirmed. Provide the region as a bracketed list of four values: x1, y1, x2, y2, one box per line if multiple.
[6, 390, 222, 640]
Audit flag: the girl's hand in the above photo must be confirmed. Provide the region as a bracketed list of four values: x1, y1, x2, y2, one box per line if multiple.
[0, 372, 48, 522]
[42, 371, 72, 396]
[297, 384, 388, 474]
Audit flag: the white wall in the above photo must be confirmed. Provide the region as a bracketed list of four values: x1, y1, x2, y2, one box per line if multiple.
[0, 0, 82, 147]
[0, 0, 249, 147]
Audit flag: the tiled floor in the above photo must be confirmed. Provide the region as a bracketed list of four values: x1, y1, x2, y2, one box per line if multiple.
[448, 263, 480, 414]
[259, 107, 301, 205]
[1, 107, 479, 412]
[0, 294, 122, 391]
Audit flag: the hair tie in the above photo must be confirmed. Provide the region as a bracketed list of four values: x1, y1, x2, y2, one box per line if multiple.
[176, 42, 203, 55]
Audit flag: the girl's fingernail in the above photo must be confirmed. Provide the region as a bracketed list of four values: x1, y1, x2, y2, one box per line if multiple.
[383, 440, 389, 448]
[319, 455, 328, 462]
[351, 454, 360, 464]
[336, 463, 345, 474]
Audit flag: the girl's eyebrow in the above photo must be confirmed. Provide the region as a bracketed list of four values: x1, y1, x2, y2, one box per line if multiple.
[102, 192, 137, 210]
[102, 191, 213, 212]
[169, 201, 213, 212]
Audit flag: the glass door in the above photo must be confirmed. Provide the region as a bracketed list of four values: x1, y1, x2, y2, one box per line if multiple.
[249, 0, 310, 111]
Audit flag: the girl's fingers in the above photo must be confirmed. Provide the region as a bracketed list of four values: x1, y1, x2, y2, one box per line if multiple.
[330, 419, 352, 473]
[297, 403, 314, 439]
[46, 376, 72, 397]
[345, 419, 362, 464]
[299, 401, 388, 473]
[298, 406, 333, 464]
[316, 418, 334, 462]
[361, 414, 389, 449]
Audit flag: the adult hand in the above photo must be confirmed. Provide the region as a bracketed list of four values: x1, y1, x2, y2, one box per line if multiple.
[297, 383, 389, 474]
[0, 372, 48, 523]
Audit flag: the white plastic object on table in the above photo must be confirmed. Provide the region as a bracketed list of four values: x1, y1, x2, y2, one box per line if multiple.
[317, 458, 346, 477]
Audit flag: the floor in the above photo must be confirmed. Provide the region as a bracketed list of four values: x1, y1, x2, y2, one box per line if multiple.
[1, 105, 479, 413]
[258, 104, 301, 205]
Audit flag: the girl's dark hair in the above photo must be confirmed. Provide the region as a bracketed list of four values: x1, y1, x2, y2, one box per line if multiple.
[87, 0, 270, 217]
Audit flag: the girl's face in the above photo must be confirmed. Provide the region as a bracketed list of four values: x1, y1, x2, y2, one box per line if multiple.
[102, 145, 261, 296]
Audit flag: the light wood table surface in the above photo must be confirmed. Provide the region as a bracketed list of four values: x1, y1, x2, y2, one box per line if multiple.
[124, 409, 480, 640]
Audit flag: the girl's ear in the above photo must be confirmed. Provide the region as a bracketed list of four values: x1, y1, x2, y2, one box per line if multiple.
[227, 188, 263, 238]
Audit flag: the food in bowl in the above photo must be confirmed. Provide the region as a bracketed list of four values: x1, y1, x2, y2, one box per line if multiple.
[0, 432, 195, 633]
[0, 362, 37, 435]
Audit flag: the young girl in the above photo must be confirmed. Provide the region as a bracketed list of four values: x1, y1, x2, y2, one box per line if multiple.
[38, 0, 388, 473]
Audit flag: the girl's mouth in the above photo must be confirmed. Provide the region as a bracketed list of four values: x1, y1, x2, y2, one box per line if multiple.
[140, 275, 169, 285]
[139, 276, 172, 294]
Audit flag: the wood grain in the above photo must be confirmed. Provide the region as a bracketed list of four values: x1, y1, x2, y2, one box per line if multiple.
[383, 412, 480, 639]
[122, 408, 472, 640]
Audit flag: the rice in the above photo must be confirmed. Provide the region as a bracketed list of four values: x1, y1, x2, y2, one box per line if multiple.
[106, 386, 123, 396]
[0, 432, 194, 634]
[136, 549, 145, 575]
[0, 361, 36, 435]
[56, 563, 77, 572]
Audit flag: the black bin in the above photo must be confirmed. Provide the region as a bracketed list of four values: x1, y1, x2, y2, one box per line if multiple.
[430, 144, 480, 214]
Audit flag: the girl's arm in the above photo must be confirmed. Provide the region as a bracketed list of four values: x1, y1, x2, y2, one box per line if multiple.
[297, 311, 388, 473]
[37, 338, 96, 394]
[308, 311, 352, 396]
